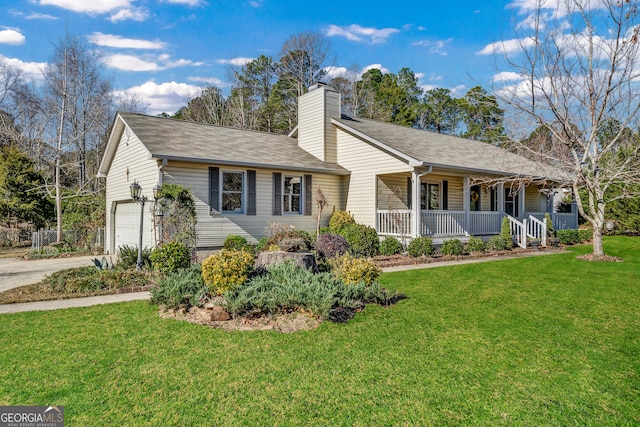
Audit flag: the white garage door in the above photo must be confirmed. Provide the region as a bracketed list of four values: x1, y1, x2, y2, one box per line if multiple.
[114, 202, 153, 252]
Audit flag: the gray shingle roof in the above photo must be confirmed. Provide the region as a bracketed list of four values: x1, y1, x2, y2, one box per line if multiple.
[118, 112, 349, 175]
[333, 115, 561, 179]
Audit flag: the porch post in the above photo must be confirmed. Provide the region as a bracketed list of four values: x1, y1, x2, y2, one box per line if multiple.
[463, 176, 470, 235]
[412, 170, 421, 238]
[519, 185, 526, 219]
[498, 182, 505, 215]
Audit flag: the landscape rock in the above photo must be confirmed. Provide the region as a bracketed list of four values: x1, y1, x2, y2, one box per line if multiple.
[210, 306, 231, 321]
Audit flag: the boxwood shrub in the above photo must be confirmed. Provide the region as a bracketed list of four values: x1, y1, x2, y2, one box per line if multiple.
[379, 236, 403, 256]
[407, 236, 433, 257]
[441, 238, 464, 256]
[150, 241, 191, 274]
[339, 223, 379, 258]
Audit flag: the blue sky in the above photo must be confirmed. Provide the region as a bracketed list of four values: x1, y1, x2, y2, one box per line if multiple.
[0, 0, 536, 115]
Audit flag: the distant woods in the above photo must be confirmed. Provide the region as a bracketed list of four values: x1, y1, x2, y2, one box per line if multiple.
[173, 32, 506, 144]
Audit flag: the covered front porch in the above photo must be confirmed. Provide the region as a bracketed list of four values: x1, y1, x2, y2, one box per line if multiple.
[375, 170, 578, 247]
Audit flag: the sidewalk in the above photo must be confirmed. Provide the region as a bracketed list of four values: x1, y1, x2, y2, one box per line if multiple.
[0, 292, 150, 314]
[0, 249, 565, 315]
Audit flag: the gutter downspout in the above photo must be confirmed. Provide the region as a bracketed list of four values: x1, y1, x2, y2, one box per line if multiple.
[412, 164, 432, 238]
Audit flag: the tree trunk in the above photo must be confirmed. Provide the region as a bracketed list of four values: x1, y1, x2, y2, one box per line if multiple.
[592, 226, 604, 257]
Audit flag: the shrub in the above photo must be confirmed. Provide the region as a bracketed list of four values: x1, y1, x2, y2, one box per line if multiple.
[224, 262, 400, 320]
[557, 229, 580, 245]
[201, 249, 254, 295]
[486, 235, 511, 251]
[339, 223, 379, 258]
[579, 229, 592, 242]
[467, 236, 486, 253]
[150, 241, 191, 274]
[331, 254, 381, 285]
[117, 244, 152, 269]
[407, 236, 433, 257]
[379, 236, 403, 256]
[278, 237, 306, 252]
[500, 216, 512, 240]
[223, 235, 248, 251]
[46, 267, 152, 293]
[315, 233, 349, 259]
[264, 222, 313, 251]
[255, 237, 269, 253]
[328, 210, 355, 233]
[545, 212, 554, 237]
[441, 238, 464, 256]
[150, 264, 207, 310]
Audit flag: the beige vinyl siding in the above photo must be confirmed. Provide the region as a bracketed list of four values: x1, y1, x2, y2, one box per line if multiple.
[105, 127, 159, 254]
[525, 185, 546, 212]
[377, 174, 410, 210]
[297, 87, 341, 163]
[336, 129, 411, 227]
[480, 184, 493, 211]
[163, 162, 342, 248]
[423, 173, 464, 211]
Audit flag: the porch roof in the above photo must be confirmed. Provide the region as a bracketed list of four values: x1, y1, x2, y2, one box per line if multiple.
[332, 115, 566, 181]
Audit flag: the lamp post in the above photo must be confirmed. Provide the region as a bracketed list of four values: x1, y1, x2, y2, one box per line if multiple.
[129, 181, 147, 270]
[152, 184, 162, 245]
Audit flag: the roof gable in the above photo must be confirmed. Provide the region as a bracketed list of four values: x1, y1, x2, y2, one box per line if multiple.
[99, 113, 348, 177]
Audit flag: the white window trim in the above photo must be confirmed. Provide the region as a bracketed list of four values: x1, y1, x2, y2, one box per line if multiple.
[282, 174, 303, 215]
[221, 170, 245, 214]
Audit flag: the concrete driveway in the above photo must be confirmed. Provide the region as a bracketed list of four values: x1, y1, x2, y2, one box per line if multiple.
[0, 255, 101, 292]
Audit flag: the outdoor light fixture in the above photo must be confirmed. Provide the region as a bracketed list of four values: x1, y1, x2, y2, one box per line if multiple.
[153, 184, 162, 200]
[130, 181, 146, 270]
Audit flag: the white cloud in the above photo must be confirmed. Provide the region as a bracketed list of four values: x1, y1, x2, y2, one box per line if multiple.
[493, 71, 523, 82]
[114, 80, 200, 115]
[417, 26, 427, 31]
[361, 63, 390, 75]
[325, 24, 399, 44]
[0, 55, 47, 81]
[414, 72, 425, 80]
[477, 37, 536, 55]
[0, 29, 26, 45]
[104, 53, 202, 71]
[38, 0, 131, 14]
[110, 7, 149, 22]
[428, 73, 442, 81]
[322, 66, 358, 81]
[449, 84, 466, 96]
[25, 13, 59, 20]
[188, 76, 226, 86]
[249, 0, 263, 7]
[88, 32, 165, 49]
[413, 38, 452, 56]
[216, 57, 254, 66]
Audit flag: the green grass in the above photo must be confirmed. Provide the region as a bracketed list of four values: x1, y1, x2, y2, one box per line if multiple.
[0, 236, 638, 426]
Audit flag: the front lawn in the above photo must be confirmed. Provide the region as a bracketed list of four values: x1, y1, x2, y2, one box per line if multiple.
[0, 236, 638, 425]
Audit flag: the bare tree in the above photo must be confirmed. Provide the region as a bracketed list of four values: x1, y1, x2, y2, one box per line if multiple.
[495, 0, 640, 257]
[279, 32, 332, 96]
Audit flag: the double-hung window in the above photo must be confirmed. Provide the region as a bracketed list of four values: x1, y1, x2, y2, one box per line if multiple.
[222, 171, 244, 213]
[209, 167, 256, 215]
[421, 182, 441, 210]
[283, 175, 302, 214]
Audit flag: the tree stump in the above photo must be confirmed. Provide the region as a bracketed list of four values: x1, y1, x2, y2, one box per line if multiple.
[255, 251, 318, 272]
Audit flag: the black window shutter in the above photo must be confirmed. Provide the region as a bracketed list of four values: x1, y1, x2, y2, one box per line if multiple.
[273, 172, 282, 216]
[247, 170, 256, 215]
[209, 167, 219, 213]
[407, 177, 412, 209]
[442, 180, 449, 210]
[304, 174, 312, 216]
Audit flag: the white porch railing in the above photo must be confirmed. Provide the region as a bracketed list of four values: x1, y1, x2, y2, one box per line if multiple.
[377, 210, 504, 237]
[527, 215, 547, 246]
[421, 211, 466, 236]
[377, 209, 412, 237]
[553, 213, 578, 230]
[508, 215, 527, 248]
[468, 211, 503, 235]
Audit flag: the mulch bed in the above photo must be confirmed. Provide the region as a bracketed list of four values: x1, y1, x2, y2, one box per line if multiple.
[575, 254, 624, 262]
[372, 246, 550, 268]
